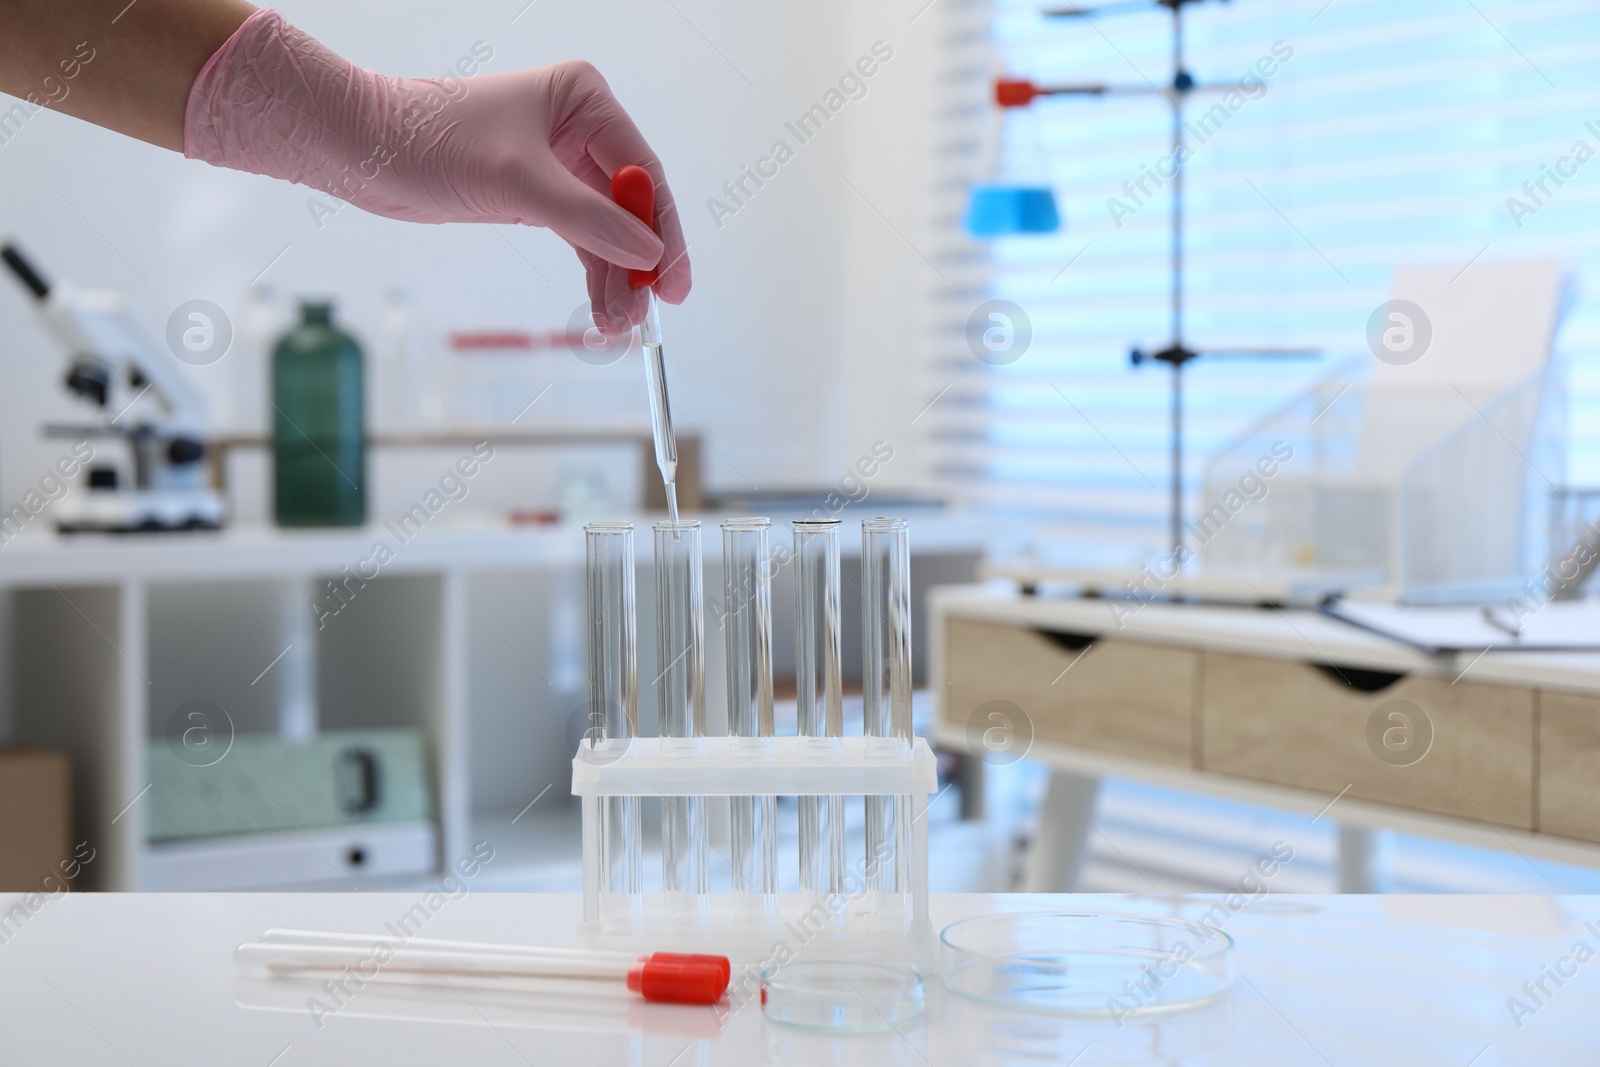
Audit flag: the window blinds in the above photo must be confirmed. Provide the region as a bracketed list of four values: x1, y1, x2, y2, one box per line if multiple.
[930, 0, 1600, 548]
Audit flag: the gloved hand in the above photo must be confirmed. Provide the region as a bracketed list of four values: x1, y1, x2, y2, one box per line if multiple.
[184, 9, 689, 334]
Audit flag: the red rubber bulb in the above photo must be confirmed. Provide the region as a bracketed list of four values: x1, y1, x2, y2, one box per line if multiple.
[995, 78, 1040, 108]
[610, 164, 660, 288]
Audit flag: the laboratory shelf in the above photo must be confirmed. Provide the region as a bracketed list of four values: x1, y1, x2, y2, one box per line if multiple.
[1, 517, 989, 891]
[0, 523, 585, 891]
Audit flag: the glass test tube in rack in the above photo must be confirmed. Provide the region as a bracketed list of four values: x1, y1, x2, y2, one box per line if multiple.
[655, 519, 707, 913]
[584, 522, 640, 911]
[862, 517, 914, 896]
[574, 517, 936, 957]
[722, 518, 777, 908]
[793, 518, 845, 900]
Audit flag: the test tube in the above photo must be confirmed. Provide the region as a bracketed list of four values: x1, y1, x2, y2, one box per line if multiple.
[585, 522, 640, 903]
[862, 517, 912, 895]
[793, 519, 844, 898]
[722, 518, 776, 901]
[655, 520, 707, 904]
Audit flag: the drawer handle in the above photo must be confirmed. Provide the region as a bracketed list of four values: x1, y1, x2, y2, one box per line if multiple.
[1312, 663, 1406, 693]
[1036, 628, 1097, 653]
[337, 749, 381, 814]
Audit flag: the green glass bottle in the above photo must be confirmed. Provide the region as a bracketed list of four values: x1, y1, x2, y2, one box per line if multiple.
[272, 301, 366, 526]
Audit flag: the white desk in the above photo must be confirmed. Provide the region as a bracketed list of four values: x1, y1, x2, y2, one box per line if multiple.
[0, 891, 1594, 1064]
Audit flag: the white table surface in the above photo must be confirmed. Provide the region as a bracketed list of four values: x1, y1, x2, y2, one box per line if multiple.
[1, 891, 1595, 1065]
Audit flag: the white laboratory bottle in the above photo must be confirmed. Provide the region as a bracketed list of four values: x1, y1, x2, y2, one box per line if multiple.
[233, 284, 291, 437]
[378, 287, 444, 431]
[373, 287, 407, 433]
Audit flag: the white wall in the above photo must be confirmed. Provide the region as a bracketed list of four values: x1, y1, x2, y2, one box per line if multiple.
[0, 0, 957, 802]
[0, 0, 949, 508]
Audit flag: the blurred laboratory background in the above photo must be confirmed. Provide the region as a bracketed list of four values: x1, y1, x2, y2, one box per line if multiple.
[3, 0, 1600, 899]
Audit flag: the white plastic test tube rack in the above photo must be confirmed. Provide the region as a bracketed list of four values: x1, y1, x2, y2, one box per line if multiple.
[574, 518, 937, 960]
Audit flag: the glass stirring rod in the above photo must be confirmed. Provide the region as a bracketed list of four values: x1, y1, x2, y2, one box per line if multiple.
[610, 165, 679, 529]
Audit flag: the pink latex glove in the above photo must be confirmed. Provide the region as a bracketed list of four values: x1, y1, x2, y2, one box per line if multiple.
[184, 8, 689, 334]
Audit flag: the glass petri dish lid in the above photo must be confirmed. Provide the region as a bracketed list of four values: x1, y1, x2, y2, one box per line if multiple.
[941, 912, 1234, 1017]
[761, 961, 925, 1034]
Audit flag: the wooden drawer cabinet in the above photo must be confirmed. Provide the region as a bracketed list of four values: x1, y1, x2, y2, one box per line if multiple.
[1539, 691, 1600, 844]
[942, 618, 1196, 766]
[1201, 651, 1534, 828]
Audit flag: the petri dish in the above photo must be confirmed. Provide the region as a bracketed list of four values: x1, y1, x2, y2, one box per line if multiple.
[940, 912, 1234, 1017]
[761, 961, 925, 1034]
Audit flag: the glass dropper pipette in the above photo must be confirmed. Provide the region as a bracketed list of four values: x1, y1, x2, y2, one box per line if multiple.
[610, 165, 679, 529]
[641, 300, 677, 526]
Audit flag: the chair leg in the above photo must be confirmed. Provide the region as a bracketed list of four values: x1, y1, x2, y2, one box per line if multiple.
[1336, 823, 1387, 893]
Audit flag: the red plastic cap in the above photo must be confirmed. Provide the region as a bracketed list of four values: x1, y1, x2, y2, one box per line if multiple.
[626, 955, 727, 1005]
[995, 78, 1040, 108]
[609, 165, 660, 288]
[648, 952, 731, 987]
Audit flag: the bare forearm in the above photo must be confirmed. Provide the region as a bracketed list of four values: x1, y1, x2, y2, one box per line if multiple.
[0, 0, 254, 150]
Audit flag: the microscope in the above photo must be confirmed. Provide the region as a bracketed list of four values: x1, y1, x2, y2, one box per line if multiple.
[2, 243, 225, 532]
